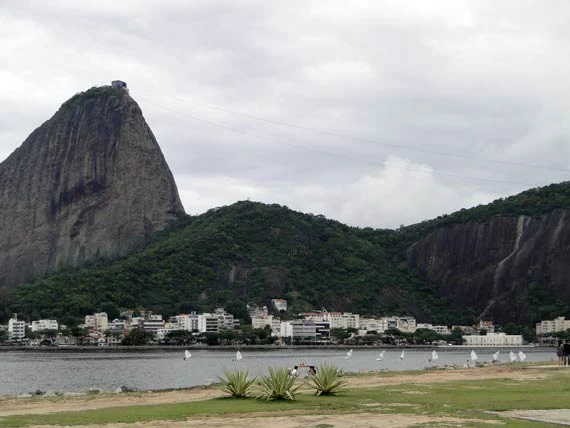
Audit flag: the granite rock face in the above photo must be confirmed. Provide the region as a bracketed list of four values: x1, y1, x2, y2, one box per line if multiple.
[0, 86, 185, 289]
[407, 210, 570, 324]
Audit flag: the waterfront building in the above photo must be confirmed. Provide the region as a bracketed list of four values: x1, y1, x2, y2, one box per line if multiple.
[536, 316, 570, 335]
[171, 313, 200, 331]
[378, 316, 417, 333]
[251, 315, 281, 335]
[85, 312, 108, 332]
[463, 332, 523, 346]
[197, 308, 239, 333]
[142, 315, 165, 334]
[301, 311, 360, 329]
[8, 316, 25, 340]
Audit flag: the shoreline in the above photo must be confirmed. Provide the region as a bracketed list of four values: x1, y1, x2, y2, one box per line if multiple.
[0, 343, 551, 352]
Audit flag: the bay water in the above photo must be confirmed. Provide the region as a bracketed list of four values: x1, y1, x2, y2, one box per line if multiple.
[0, 347, 556, 396]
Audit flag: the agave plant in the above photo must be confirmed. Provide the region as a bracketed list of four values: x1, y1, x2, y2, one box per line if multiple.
[257, 367, 302, 400]
[306, 363, 347, 396]
[217, 369, 256, 398]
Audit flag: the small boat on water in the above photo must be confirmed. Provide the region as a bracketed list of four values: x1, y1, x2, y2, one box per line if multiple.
[345, 349, 353, 359]
[184, 350, 191, 360]
[235, 350, 243, 361]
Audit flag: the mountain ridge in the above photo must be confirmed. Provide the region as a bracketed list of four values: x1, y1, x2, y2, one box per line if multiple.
[0, 85, 185, 290]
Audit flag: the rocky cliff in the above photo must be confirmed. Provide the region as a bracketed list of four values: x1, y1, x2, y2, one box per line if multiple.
[407, 209, 570, 324]
[0, 86, 185, 289]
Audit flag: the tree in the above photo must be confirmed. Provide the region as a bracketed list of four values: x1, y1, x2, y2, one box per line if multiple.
[122, 328, 153, 345]
[449, 328, 463, 345]
[330, 328, 350, 342]
[71, 327, 89, 345]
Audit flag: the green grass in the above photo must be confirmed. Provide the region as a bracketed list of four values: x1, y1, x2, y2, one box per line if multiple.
[1, 368, 569, 427]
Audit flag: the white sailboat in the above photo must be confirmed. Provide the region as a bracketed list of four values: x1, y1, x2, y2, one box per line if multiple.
[430, 350, 439, 362]
[345, 349, 353, 359]
[400, 350, 405, 360]
[184, 350, 191, 360]
[470, 350, 478, 363]
[236, 350, 243, 361]
[518, 350, 527, 362]
[509, 351, 517, 363]
[376, 350, 385, 361]
[492, 350, 500, 362]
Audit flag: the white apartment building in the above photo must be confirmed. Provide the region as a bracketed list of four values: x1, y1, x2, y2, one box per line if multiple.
[31, 319, 58, 332]
[142, 315, 165, 334]
[290, 320, 317, 341]
[197, 309, 239, 333]
[271, 299, 287, 312]
[537, 316, 570, 335]
[8, 317, 26, 340]
[463, 333, 523, 346]
[171, 313, 199, 331]
[301, 312, 360, 329]
[85, 312, 108, 332]
[360, 317, 383, 332]
[378, 316, 417, 333]
[251, 315, 281, 335]
[432, 325, 451, 335]
[107, 319, 126, 333]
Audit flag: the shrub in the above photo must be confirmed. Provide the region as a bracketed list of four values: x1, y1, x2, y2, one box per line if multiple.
[217, 369, 256, 398]
[306, 363, 347, 396]
[257, 367, 302, 400]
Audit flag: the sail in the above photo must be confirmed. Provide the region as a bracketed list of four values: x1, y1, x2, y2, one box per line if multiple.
[518, 351, 526, 362]
[236, 350, 243, 361]
[470, 350, 478, 362]
[509, 351, 517, 362]
[345, 349, 353, 359]
[431, 350, 439, 361]
[376, 350, 385, 361]
[400, 350, 405, 360]
[184, 350, 191, 360]
[492, 350, 500, 361]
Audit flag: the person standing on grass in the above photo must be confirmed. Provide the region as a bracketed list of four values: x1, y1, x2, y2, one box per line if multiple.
[563, 340, 570, 366]
[557, 340, 564, 366]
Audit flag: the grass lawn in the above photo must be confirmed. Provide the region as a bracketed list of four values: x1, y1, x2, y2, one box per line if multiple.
[0, 366, 568, 427]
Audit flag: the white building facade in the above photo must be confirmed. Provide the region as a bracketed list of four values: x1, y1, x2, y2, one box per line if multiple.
[8, 318, 26, 340]
[463, 333, 523, 346]
[31, 319, 59, 332]
[85, 313, 108, 332]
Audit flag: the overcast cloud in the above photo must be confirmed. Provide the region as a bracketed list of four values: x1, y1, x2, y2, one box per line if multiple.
[2, 0, 570, 228]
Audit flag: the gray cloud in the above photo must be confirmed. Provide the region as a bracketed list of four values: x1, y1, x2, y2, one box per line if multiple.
[2, 0, 570, 228]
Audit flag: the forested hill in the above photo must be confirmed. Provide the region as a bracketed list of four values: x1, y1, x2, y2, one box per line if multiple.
[5, 201, 450, 326]
[6, 181, 570, 327]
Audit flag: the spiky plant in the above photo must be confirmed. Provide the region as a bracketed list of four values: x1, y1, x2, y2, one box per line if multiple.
[257, 367, 302, 400]
[306, 363, 347, 396]
[217, 369, 256, 398]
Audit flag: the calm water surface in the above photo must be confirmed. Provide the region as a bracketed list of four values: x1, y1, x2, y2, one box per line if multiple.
[0, 347, 556, 395]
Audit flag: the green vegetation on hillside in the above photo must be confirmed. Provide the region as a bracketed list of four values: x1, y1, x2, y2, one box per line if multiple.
[5, 181, 570, 327]
[4, 201, 452, 326]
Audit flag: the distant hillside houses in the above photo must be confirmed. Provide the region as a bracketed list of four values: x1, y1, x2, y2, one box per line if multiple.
[2, 305, 550, 346]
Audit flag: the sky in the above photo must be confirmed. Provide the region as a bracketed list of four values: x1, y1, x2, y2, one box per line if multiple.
[2, 0, 570, 229]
